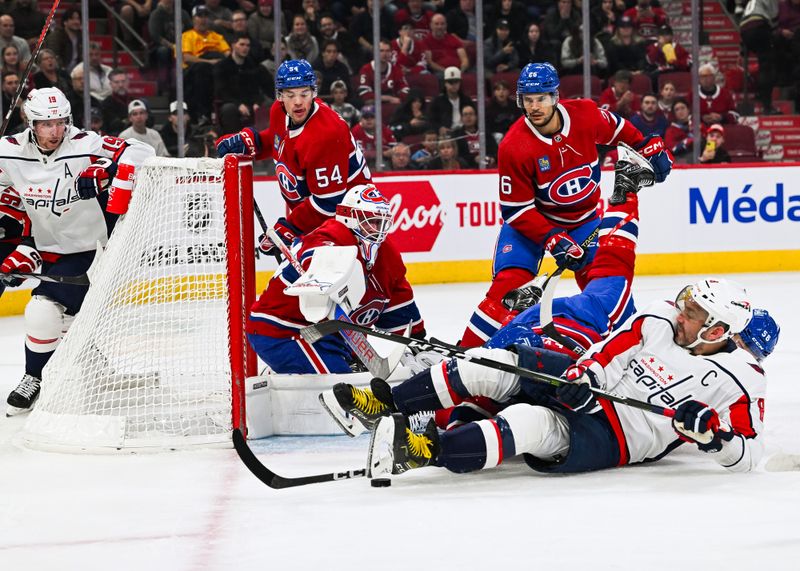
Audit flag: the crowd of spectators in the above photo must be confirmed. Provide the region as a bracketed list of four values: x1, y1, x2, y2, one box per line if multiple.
[2, 0, 800, 164]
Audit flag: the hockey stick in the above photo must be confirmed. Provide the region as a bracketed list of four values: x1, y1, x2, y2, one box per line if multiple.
[264, 226, 401, 380]
[232, 428, 367, 489]
[301, 320, 676, 419]
[2, 271, 90, 285]
[538, 269, 588, 356]
[252, 199, 282, 265]
[0, 0, 61, 137]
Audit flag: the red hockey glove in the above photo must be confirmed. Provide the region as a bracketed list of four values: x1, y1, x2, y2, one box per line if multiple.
[556, 361, 601, 414]
[0, 244, 43, 287]
[258, 217, 302, 257]
[75, 157, 118, 199]
[544, 230, 587, 271]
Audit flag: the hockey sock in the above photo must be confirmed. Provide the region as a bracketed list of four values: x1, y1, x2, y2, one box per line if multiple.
[435, 416, 516, 473]
[585, 195, 639, 283]
[25, 346, 53, 379]
[392, 359, 472, 414]
[461, 268, 534, 347]
[444, 396, 502, 430]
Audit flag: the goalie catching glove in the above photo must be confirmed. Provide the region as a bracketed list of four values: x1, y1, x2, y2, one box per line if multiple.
[0, 243, 42, 287]
[283, 245, 366, 323]
[215, 128, 262, 157]
[672, 400, 734, 453]
[75, 157, 118, 199]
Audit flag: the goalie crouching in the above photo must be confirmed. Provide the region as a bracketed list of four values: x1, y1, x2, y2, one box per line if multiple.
[246, 184, 425, 374]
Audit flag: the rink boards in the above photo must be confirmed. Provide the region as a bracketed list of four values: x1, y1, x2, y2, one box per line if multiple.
[2, 162, 799, 316]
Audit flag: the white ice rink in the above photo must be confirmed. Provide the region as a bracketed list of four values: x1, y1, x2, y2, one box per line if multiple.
[1, 273, 798, 571]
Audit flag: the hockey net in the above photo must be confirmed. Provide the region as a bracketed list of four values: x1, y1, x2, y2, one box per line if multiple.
[22, 156, 256, 452]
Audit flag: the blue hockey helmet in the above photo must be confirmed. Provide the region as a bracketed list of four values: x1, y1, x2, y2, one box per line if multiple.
[738, 308, 780, 361]
[275, 59, 317, 92]
[517, 62, 560, 107]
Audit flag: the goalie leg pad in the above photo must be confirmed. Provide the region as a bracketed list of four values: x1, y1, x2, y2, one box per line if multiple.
[24, 295, 67, 354]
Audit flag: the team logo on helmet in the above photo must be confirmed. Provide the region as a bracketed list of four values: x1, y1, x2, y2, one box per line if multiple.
[359, 184, 388, 204]
[275, 162, 301, 201]
[547, 164, 598, 205]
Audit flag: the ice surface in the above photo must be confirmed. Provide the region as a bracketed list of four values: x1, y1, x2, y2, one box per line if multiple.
[0, 273, 798, 570]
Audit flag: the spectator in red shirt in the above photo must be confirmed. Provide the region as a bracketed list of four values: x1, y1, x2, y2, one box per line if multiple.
[664, 97, 693, 158]
[622, 0, 668, 44]
[358, 38, 410, 104]
[646, 25, 690, 74]
[599, 69, 641, 118]
[391, 22, 427, 75]
[423, 13, 469, 76]
[393, 0, 433, 40]
[351, 104, 396, 167]
[691, 63, 739, 125]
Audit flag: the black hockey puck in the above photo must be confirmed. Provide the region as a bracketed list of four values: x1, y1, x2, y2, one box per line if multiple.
[370, 477, 392, 488]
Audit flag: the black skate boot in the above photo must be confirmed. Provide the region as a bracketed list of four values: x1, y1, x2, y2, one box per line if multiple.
[502, 274, 549, 312]
[6, 374, 41, 416]
[610, 142, 655, 205]
[319, 378, 395, 437]
[367, 413, 440, 477]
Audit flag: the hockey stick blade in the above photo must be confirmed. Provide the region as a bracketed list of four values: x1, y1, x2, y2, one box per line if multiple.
[3, 272, 90, 285]
[232, 429, 367, 489]
[300, 320, 675, 418]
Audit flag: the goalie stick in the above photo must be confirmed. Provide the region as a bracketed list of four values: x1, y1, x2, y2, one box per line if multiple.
[232, 428, 367, 489]
[2, 271, 90, 285]
[263, 226, 403, 380]
[301, 320, 676, 419]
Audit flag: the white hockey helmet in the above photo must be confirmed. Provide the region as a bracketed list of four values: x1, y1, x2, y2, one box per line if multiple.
[676, 278, 753, 347]
[335, 184, 394, 245]
[24, 87, 73, 130]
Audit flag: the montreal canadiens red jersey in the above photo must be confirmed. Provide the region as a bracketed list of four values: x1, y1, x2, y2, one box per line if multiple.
[498, 98, 644, 244]
[247, 219, 424, 339]
[255, 100, 372, 233]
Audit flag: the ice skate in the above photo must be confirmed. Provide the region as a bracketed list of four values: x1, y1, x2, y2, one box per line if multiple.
[502, 273, 549, 312]
[6, 374, 41, 416]
[319, 378, 395, 437]
[367, 413, 439, 477]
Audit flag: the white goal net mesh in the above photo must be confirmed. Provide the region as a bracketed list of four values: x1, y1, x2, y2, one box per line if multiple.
[23, 157, 245, 452]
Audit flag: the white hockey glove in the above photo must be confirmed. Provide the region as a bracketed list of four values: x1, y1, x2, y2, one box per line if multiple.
[284, 246, 366, 323]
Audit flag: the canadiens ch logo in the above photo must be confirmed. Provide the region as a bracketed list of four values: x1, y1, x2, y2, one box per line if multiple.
[547, 164, 598, 205]
[537, 156, 550, 172]
[274, 162, 301, 201]
[351, 299, 386, 326]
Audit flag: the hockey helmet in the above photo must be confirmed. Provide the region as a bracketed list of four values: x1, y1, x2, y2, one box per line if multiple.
[676, 278, 753, 347]
[275, 59, 317, 93]
[24, 87, 72, 129]
[336, 184, 393, 245]
[738, 308, 780, 361]
[517, 62, 560, 107]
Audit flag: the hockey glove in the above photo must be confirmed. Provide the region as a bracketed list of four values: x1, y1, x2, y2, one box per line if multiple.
[635, 135, 673, 183]
[672, 400, 734, 453]
[258, 217, 302, 257]
[544, 230, 587, 271]
[215, 128, 262, 157]
[0, 244, 43, 287]
[75, 158, 118, 199]
[556, 361, 602, 414]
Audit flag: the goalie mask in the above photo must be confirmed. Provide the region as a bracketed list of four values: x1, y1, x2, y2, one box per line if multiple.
[24, 87, 73, 150]
[675, 278, 752, 349]
[336, 184, 393, 267]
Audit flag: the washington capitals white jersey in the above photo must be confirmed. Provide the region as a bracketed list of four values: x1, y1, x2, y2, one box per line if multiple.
[0, 127, 154, 254]
[579, 300, 766, 472]
[498, 99, 644, 244]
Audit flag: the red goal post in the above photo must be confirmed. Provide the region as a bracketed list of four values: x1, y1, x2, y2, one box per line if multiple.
[22, 156, 257, 452]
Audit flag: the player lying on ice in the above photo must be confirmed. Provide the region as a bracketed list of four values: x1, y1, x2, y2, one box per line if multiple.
[323, 276, 779, 477]
[460, 62, 674, 348]
[246, 183, 425, 374]
[0, 87, 154, 416]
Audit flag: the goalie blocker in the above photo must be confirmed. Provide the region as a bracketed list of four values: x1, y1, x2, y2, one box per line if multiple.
[246, 184, 425, 375]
